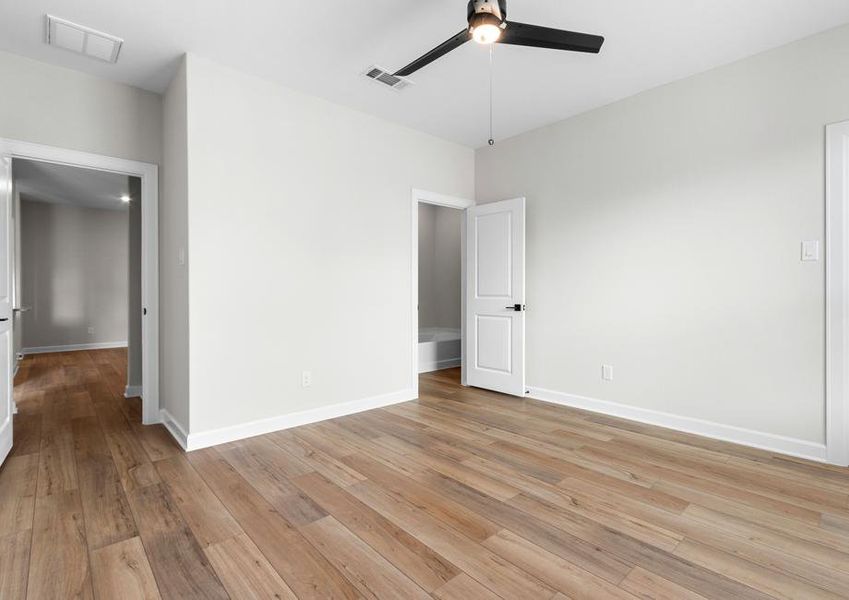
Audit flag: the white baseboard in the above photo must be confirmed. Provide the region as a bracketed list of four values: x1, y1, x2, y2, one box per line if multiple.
[0, 421, 11, 464]
[159, 409, 188, 451]
[124, 385, 143, 399]
[419, 358, 461, 374]
[527, 386, 829, 464]
[23, 341, 128, 355]
[183, 388, 417, 452]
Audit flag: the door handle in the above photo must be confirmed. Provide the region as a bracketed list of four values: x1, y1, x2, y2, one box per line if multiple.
[505, 304, 526, 312]
[0, 318, 8, 322]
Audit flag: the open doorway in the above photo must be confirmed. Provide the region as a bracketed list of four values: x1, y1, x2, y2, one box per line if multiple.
[411, 189, 527, 401]
[0, 138, 159, 469]
[411, 189, 475, 395]
[12, 159, 142, 399]
[418, 201, 463, 375]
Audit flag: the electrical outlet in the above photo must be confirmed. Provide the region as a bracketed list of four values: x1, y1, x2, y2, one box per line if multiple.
[602, 364, 614, 381]
[87, 326, 95, 335]
[301, 371, 312, 388]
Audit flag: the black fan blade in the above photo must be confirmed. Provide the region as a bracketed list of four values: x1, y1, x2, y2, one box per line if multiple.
[498, 21, 604, 54]
[394, 29, 472, 77]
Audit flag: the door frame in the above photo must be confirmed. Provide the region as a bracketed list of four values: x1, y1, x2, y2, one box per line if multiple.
[826, 121, 849, 466]
[411, 189, 475, 396]
[0, 138, 160, 425]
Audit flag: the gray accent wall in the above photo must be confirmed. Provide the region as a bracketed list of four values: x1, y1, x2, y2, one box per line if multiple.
[21, 199, 129, 350]
[418, 203, 462, 330]
[127, 176, 143, 389]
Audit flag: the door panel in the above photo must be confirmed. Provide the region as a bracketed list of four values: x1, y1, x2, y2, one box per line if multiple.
[0, 157, 12, 466]
[465, 198, 525, 396]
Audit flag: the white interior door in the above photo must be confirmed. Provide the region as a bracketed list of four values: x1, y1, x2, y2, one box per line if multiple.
[0, 157, 13, 466]
[465, 197, 525, 396]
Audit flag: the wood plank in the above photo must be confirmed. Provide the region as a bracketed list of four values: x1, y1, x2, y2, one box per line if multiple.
[432, 573, 502, 600]
[153, 453, 241, 548]
[301, 516, 431, 599]
[90, 537, 161, 600]
[8, 410, 41, 458]
[268, 430, 367, 488]
[412, 467, 634, 584]
[341, 452, 501, 543]
[294, 471, 459, 592]
[370, 434, 520, 501]
[0, 454, 38, 537]
[674, 539, 844, 600]
[0, 530, 31, 600]
[95, 401, 160, 494]
[187, 447, 361, 600]
[483, 529, 638, 599]
[27, 490, 93, 600]
[506, 492, 773, 600]
[134, 424, 182, 463]
[126, 483, 228, 599]
[205, 533, 297, 600]
[72, 416, 138, 549]
[37, 392, 79, 497]
[620, 567, 710, 600]
[217, 438, 328, 527]
[348, 478, 558, 599]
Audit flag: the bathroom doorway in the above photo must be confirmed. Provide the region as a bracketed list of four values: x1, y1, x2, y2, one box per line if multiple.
[410, 189, 474, 395]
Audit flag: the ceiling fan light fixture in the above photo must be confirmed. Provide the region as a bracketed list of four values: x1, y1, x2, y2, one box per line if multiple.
[469, 13, 502, 45]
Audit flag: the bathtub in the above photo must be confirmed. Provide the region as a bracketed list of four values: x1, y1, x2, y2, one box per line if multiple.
[418, 327, 461, 373]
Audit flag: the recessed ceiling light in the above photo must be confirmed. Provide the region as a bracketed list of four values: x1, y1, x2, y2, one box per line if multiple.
[46, 15, 123, 63]
[120, 195, 131, 203]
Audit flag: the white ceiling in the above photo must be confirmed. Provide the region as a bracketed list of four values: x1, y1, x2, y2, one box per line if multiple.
[14, 159, 132, 211]
[1, 1, 849, 148]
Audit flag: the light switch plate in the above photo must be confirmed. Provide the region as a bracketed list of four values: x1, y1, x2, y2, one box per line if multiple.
[602, 365, 614, 381]
[801, 240, 820, 262]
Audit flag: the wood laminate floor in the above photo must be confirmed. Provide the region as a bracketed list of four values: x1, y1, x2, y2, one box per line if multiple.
[1, 349, 849, 599]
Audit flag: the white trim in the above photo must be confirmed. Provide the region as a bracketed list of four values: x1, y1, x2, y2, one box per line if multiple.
[183, 388, 416, 452]
[411, 188, 475, 397]
[826, 121, 849, 466]
[0, 419, 11, 465]
[160, 409, 188, 451]
[0, 138, 160, 425]
[124, 385, 143, 399]
[23, 341, 127, 354]
[528, 386, 829, 464]
[419, 358, 462, 374]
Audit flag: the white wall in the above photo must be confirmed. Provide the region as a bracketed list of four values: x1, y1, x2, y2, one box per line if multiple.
[20, 199, 128, 349]
[183, 54, 474, 435]
[161, 57, 190, 429]
[0, 51, 161, 164]
[476, 24, 849, 446]
[418, 203, 462, 330]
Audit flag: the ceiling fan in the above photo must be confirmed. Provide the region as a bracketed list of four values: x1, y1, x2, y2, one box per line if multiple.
[394, 0, 605, 78]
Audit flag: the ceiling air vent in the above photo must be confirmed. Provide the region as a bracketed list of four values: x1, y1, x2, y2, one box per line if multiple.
[46, 15, 123, 63]
[364, 66, 413, 92]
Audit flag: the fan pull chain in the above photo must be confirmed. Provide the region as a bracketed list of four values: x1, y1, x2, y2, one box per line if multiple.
[488, 45, 495, 146]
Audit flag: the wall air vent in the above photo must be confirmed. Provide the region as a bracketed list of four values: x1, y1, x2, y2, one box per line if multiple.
[363, 65, 413, 92]
[46, 15, 123, 63]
